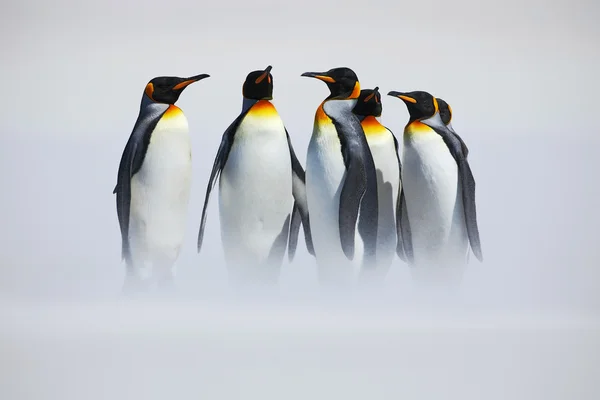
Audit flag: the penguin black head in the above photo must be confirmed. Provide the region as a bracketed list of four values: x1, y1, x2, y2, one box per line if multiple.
[144, 74, 210, 104]
[242, 65, 274, 100]
[301, 67, 361, 100]
[436, 97, 453, 125]
[387, 90, 438, 122]
[352, 87, 382, 117]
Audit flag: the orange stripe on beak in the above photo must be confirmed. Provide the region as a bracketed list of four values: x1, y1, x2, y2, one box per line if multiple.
[399, 95, 417, 104]
[173, 79, 196, 90]
[314, 75, 336, 83]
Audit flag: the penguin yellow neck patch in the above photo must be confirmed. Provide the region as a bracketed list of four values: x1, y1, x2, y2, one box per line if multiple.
[361, 116, 387, 138]
[315, 102, 332, 127]
[163, 104, 184, 120]
[248, 100, 278, 118]
[406, 120, 434, 135]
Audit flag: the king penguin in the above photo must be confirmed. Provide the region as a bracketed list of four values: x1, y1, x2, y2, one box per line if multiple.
[114, 73, 210, 293]
[197, 65, 313, 286]
[301, 67, 379, 285]
[352, 87, 405, 281]
[387, 90, 483, 282]
[436, 97, 470, 158]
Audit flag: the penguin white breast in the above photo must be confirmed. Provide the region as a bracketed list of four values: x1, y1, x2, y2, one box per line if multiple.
[362, 117, 400, 268]
[129, 105, 192, 263]
[401, 121, 468, 265]
[218, 100, 293, 265]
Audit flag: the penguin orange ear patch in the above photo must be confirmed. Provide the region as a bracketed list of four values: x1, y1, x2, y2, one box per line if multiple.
[433, 97, 439, 113]
[364, 92, 375, 102]
[349, 81, 361, 99]
[145, 83, 155, 100]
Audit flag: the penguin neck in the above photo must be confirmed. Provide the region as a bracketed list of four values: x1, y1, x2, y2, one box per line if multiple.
[242, 97, 261, 113]
[419, 112, 446, 130]
[139, 93, 171, 114]
[322, 98, 358, 119]
[140, 93, 154, 109]
[355, 114, 381, 123]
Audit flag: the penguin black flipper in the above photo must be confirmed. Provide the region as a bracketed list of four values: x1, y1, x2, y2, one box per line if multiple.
[113, 103, 168, 262]
[390, 131, 407, 262]
[197, 110, 249, 252]
[431, 126, 483, 262]
[285, 128, 315, 260]
[288, 203, 301, 261]
[398, 188, 414, 264]
[331, 114, 379, 261]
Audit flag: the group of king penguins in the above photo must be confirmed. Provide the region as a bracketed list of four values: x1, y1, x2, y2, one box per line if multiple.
[113, 65, 483, 294]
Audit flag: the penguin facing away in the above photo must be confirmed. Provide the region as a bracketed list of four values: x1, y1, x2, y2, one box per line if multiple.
[352, 87, 406, 280]
[387, 90, 483, 275]
[436, 97, 470, 158]
[301, 67, 379, 285]
[197, 65, 313, 286]
[114, 73, 210, 293]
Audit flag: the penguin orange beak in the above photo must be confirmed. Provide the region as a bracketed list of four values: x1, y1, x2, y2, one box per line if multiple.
[173, 74, 210, 90]
[301, 71, 336, 83]
[388, 91, 417, 104]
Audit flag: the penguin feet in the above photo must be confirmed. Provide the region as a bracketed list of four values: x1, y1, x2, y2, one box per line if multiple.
[155, 274, 178, 299]
[357, 268, 389, 288]
[120, 275, 152, 298]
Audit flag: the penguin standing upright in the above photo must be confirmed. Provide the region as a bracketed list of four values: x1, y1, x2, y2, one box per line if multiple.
[114, 73, 210, 293]
[387, 90, 483, 281]
[301, 67, 379, 285]
[352, 87, 405, 281]
[197, 65, 313, 286]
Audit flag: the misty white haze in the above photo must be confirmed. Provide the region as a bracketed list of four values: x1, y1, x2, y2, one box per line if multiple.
[1, 0, 599, 399]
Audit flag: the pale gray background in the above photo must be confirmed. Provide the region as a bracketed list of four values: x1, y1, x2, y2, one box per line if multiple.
[1, 0, 599, 398]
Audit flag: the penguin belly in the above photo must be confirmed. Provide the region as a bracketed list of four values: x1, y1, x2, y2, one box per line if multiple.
[402, 128, 469, 272]
[129, 106, 192, 282]
[218, 105, 293, 284]
[365, 132, 400, 278]
[306, 124, 364, 285]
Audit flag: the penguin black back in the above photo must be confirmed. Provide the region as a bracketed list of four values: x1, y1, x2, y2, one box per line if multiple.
[353, 87, 382, 117]
[242, 65, 274, 100]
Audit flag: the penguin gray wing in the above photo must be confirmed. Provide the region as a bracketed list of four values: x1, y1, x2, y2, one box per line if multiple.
[330, 114, 377, 261]
[113, 103, 169, 262]
[285, 128, 315, 261]
[197, 110, 248, 252]
[431, 126, 483, 262]
[390, 130, 407, 262]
